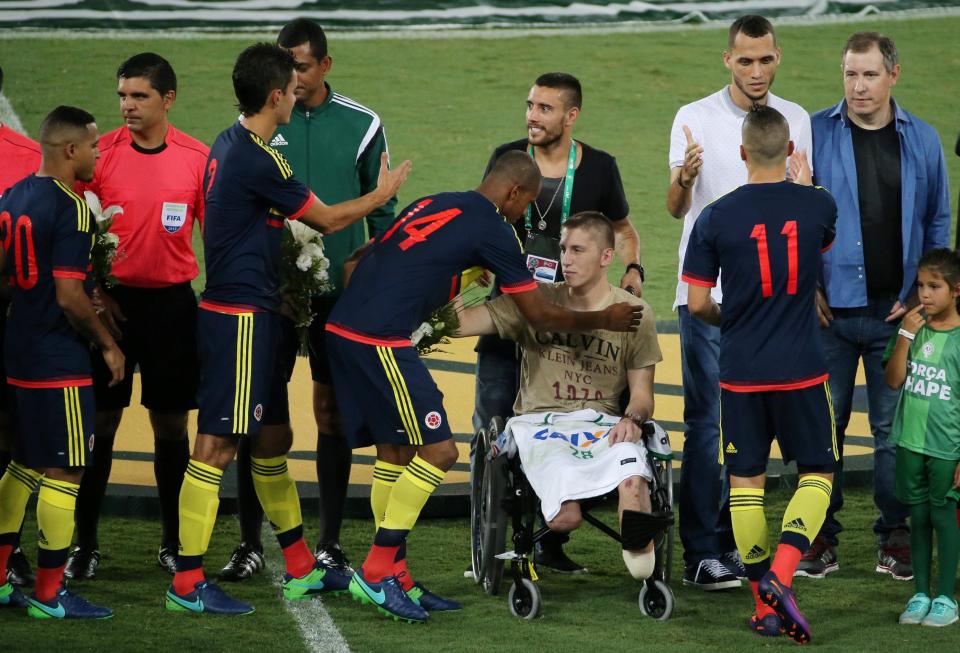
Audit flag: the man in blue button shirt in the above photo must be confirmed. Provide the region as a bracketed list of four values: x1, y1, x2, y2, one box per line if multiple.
[798, 31, 951, 581]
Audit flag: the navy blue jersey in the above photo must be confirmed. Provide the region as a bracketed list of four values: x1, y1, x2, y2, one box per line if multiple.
[682, 181, 837, 391]
[201, 122, 313, 312]
[328, 191, 537, 340]
[0, 175, 95, 384]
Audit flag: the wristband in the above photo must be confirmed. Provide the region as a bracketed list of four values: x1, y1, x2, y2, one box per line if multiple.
[623, 412, 645, 426]
[626, 262, 645, 282]
[898, 328, 916, 341]
[676, 173, 690, 190]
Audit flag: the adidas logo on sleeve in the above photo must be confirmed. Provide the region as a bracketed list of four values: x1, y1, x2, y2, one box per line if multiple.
[270, 133, 288, 147]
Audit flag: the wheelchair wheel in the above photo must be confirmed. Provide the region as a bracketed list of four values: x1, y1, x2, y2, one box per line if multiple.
[469, 427, 487, 584]
[508, 578, 541, 620]
[638, 579, 674, 621]
[479, 426, 509, 595]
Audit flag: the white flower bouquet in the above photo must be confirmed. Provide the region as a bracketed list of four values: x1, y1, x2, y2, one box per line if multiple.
[84, 191, 124, 287]
[279, 219, 333, 353]
[413, 267, 489, 356]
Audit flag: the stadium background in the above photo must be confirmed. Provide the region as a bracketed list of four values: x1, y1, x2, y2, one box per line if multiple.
[1, 2, 959, 650]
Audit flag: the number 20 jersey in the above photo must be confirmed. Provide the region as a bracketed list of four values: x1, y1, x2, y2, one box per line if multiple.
[682, 181, 837, 391]
[0, 175, 95, 383]
[329, 191, 537, 340]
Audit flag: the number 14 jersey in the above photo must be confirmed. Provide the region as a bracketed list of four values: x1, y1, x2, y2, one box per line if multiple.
[682, 181, 837, 391]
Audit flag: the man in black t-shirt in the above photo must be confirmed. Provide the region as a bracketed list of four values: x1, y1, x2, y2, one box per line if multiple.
[472, 73, 644, 572]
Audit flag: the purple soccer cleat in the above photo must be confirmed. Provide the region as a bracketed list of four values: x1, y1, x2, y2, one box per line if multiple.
[758, 570, 810, 644]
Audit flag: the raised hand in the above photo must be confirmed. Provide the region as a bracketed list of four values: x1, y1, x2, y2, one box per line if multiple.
[901, 303, 925, 334]
[375, 152, 412, 204]
[679, 125, 703, 187]
[789, 149, 812, 186]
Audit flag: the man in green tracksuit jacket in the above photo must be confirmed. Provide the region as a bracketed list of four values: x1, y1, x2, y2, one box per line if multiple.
[219, 18, 397, 586]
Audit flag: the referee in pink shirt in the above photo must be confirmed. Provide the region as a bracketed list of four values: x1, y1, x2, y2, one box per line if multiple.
[67, 53, 209, 579]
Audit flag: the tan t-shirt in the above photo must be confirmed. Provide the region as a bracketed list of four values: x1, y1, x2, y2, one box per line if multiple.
[486, 283, 662, 415]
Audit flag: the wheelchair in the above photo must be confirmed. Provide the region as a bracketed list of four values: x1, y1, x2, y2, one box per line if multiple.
[470, 416, 676, 620]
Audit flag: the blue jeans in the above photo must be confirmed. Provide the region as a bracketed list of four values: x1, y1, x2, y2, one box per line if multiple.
[678, 305, 734, 565]
[819, 300, 909, 546]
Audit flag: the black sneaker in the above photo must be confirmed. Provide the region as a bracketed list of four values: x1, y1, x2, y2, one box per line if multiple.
[877, 545, 913, 580]
[314, 542, 354, 575]
[682, 557, 741, 590]
[63, 547, 101, 581]
[534, 541, 587, 574]
[218, 543, 265, 582]
[722, 550, 747, 580]
[157, 546, 178, 575]
[6, 547, 34, 587]
[794, 535, 838, 579]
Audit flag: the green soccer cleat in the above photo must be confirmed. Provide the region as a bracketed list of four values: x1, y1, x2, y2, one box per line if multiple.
[349, 569, 428, 623]
[899, 593, 931, 625]
[27, 587, 112, 620]
[921, 595, 958, 627]
[283, 564, 346, 600]
[0, 582, 29, 609]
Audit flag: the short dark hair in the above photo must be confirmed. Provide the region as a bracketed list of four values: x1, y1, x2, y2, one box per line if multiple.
[39, 105, 96, 146]
[562, 211, 615, 250]
[232, 43, 296, 117]
[277, 18, 328, 60]
[487, 150, 541, 194]
[842, 32, 898, 72]
[742, 105, 790, 165]
[728, 14, 776, 49]
[534, 72, 582, 110]
[919, 248, 960, 289]
[117, 52, 177, 96]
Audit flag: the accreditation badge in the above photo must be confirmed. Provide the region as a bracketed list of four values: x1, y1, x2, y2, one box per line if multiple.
[161, 201, 188, 234]
[526, 253, 559, 283]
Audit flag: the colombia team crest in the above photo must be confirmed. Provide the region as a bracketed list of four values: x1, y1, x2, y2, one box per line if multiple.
[424, 411, 442, 430]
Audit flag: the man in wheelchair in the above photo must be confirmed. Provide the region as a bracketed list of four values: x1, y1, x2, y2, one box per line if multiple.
[457, 211, 668, 581]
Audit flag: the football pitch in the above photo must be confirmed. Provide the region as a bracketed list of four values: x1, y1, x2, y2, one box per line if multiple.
[1, 14, 959, 651]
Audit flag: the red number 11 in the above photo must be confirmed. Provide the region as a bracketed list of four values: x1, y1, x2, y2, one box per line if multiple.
[750, 220, 797, 298]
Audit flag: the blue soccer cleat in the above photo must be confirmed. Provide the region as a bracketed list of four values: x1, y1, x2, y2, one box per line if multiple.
[407, 582, 461, 612]
[748, 611, 782, 637]
[0, 582, 29, 609]
[165, 580, 254, 615]
[26, 587, 112, 620]
[313, 559, 353, 595]
[759, 570, 810, 644]
[349, 569, 428, 623]
[283, 562, 350, 600]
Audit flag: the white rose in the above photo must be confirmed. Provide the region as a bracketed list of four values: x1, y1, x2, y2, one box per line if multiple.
[102, 233, 120, 247]
[286, 219, 316, 245]
[314, 268, 329, 282]
[295, 253, 312, 271]
[304, 242, 324, 260]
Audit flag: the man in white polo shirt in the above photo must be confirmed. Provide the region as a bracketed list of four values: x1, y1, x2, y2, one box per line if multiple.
[666, 14, 813, 598]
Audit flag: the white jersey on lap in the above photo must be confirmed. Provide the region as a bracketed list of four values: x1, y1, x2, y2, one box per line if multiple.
[503, 409, 652, 522]
[669, 87, 813, 309]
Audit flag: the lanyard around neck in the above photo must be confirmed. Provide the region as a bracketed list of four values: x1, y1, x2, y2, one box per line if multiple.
[524, 139, 577, 231]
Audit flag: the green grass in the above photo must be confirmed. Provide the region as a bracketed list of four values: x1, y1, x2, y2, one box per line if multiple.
[2, 16, 959, 319]
[3, 487, 958, 651]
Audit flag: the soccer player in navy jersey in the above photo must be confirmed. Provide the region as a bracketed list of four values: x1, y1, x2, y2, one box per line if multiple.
[683, 106, 838, 644]
[326, 150, 643, 623]
[163, 43, 410, 616]
[0, 106, 125, 619]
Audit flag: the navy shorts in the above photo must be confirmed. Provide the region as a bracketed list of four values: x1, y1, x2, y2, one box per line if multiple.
[326, 327, 452, 449]
[196, 306, 293, 437]
[10, 382, 95, 468]
[719, 381, 838, 477]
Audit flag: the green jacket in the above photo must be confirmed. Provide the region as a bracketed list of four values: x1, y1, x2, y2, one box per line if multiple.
[269, 83, 396, 293]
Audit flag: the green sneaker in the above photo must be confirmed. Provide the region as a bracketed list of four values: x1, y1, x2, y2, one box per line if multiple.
[921, 596, 958, 627]
[283, 564, 332, 601]
[899, 593, 931, 625]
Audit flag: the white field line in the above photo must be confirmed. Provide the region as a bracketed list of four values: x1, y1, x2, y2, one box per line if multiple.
[0, 6, 959, 41]
[263, 524, 352, 653]
[0, 94, 28, 136]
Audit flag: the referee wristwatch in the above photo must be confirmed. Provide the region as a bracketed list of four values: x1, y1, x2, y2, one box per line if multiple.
[626, 262, 645, 283]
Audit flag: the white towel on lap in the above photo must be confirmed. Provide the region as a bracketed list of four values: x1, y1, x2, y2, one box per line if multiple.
[503, 409, 653, 522]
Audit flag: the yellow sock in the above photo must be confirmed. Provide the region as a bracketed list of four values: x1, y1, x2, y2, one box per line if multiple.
[37, 477, 79, 552]
[0, 461, 41, 534]
[250, 455, 302, 534]
[781, 475, 833, 548]
[178, 460, 223, 557]
[730, 487, 770, 573]
[371, 460, 405, 531]
[381, 455, 445, 532]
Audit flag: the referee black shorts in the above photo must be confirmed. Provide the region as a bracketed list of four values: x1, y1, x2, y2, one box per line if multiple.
[91, 283, 199, 414]
[719, 381, 839, 477]
[305, 295, 337, 385]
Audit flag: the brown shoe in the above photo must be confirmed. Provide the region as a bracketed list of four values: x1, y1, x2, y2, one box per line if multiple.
[793, 535, 838, 579]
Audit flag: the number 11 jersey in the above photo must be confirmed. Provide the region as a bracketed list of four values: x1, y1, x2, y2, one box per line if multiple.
[682, 181, 837, 391]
